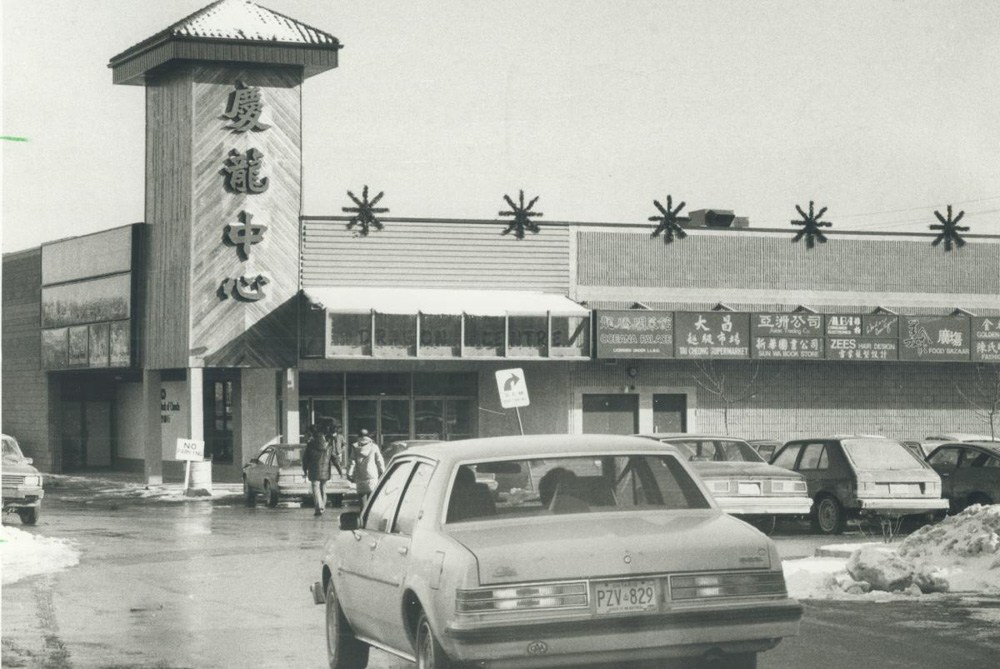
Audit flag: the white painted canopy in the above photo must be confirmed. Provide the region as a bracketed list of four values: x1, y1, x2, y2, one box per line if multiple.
[303, 287, 589, 317]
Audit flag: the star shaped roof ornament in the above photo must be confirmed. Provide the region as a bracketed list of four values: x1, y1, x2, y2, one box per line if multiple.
[791, 201, 832, 249]
[343, 186, 388, 236]
[499, 190, 543, 239]
[649, 195, 689, 243]
[930, 205, 969, 251]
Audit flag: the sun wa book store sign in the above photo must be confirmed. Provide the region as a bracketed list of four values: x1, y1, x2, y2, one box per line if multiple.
[595, 310, 1000, 363]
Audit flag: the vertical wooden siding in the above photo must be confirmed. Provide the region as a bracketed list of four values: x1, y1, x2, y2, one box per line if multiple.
[143, 68, 193, 369]
[301, 219, 571, 293]
[1, 250, 53, 468]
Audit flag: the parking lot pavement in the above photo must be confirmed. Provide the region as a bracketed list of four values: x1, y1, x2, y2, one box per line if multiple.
[3, 480, 998, 668]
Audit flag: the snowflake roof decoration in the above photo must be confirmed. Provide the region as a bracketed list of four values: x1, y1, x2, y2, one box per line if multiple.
[649, 195, 690, 243]
[930, 205, 969, 251]
[499, 190, 543, 239]
[791, 201, 832, 249]
[343, 186, 388, 236]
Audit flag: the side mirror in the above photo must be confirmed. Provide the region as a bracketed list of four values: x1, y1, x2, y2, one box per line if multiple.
[249, 457, 259, 465]
[339, 511, 360, 531]
[24, 457, 33, 465]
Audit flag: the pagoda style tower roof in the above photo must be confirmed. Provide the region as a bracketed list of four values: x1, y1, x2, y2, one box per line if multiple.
[109, 0, 340, 85]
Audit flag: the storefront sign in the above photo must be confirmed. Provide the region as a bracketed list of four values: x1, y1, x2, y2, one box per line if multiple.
[595, 311, 674, 359]
[753, 336, 823, 359]
[899, 316, 971, 361]
[973, 317, 1000, 362]
[752, 313, 823, 337]
[675, 312, 750, 359]
[827, 337, 898, 361]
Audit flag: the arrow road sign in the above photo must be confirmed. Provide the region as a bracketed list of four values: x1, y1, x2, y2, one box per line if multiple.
[495, 368, 530, 409]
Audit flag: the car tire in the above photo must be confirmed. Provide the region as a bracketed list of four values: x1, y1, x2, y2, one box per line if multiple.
[967, 493, 993, 509]
[416, 612, 454, 669]
[18, 505, 39, 526]
[747, 516, 777, 535]
[243, 477, 256, 507]
[264, 481, 279, 508]
[325, 579, 369, 669]
[813, 495, 845, 535]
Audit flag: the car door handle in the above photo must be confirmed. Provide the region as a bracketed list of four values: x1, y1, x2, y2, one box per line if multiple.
[397, 546, 409, 556]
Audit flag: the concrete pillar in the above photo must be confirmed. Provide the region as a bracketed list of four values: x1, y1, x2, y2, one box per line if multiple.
[143, 369, 163, 485]
[188, 368, 204, 442]
[46, 376, 63, 474]
[282, 368, 299, 442]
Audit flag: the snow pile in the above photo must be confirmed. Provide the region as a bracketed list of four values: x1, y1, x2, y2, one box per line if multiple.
[784, 505, 1000, 600]
[0, 526, 80, 585]
[47, 475, 239, 503]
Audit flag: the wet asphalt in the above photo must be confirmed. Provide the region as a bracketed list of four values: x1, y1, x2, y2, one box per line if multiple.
[3, 483, 1000, 668]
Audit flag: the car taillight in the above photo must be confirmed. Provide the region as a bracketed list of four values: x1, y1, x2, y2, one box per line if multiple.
[670, 572, 786, 600]
[706, 480, 731, 494]
[771, 479, 806, 493]
[456, 582, 588, 613]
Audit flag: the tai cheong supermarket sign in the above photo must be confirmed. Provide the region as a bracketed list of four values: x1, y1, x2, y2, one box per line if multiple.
[594, 309, 997, 363]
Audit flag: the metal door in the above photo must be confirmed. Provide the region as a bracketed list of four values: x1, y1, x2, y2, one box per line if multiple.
[582, 394, 639, 435]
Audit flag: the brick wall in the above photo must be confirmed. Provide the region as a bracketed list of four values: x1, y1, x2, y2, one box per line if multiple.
[2, 249, 55, 470]
[570, 359, 999, 442]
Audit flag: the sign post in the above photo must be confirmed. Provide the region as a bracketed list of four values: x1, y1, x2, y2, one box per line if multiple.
[495, 368, 530, 435]
[175, 438, 206, 491]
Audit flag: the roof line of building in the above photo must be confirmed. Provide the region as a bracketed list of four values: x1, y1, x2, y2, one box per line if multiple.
[302, 215, 1000, 239]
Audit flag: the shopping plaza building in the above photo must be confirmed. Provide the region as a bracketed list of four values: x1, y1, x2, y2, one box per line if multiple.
[4, 0, 1000, 483]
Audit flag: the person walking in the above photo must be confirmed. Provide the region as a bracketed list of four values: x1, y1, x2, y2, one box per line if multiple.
[303, 424, 333, 516]
[323, 419, 347, 477]
[348, 429, 385, 508]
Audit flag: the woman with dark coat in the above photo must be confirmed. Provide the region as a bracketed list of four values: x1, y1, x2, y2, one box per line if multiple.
[303, 424, 333, 516]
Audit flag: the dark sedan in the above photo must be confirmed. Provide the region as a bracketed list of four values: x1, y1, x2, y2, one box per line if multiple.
[926, 441, 1000, 512]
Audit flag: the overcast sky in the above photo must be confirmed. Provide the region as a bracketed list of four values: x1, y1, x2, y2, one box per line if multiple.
[3, 0, 999, 253]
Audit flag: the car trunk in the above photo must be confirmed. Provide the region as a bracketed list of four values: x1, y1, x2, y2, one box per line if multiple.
[856, 468, 941, 497]
[447, 511, 771, 585]
[692, 462, 798, 479]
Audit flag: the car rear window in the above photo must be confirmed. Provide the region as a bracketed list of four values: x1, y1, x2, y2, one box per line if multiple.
[842, 439, 925, 470]
[446, 454, 710, 523]
[275, 447, 304, 468]
[665, 439, 764, 463]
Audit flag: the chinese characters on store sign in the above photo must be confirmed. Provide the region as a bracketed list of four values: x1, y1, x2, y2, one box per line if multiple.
[675, 312, 750, 359]
[594, 310, 995, 362]
[973, 317, 1000, 362]
[219, 80, 271, 302]
[751, 313, 823, 359]
[595, 311, 674, 358]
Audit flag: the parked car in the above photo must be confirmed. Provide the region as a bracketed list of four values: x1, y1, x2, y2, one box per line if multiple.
[747, 439, 782, 463]
[925, 433, 1000, 443]
[313, 435, 801, 669]
[637, 434, 812, 533]
[770, 436, 948, 534]
[1, 434, 44, 525]
[926, 441, 1000, 512]
[383, 439, 441, 462]
[243, 443, 354, 508]
[900, 440, 939, 460]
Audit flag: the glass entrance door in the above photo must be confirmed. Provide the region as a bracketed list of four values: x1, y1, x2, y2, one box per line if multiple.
[346, 398, 410, 448]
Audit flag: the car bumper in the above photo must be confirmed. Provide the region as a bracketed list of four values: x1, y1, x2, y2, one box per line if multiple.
[714, 496, 813, 516]
[2, 486, 44, 508]
[852, 497, 949, 514]
[442, 599, 802, 667]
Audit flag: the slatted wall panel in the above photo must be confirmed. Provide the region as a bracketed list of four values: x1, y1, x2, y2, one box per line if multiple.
[189, 65, 301, 368]
[301, 219, 571, 292]
[577, 230, 1000, 296]
[143, 68, 193, 369]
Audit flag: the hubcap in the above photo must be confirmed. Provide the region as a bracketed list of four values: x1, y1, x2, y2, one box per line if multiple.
[819, 500, 836, 531]
[418, 624, 431, 668]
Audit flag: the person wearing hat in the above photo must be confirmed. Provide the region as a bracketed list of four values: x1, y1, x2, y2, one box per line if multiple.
[347, 428, 385, 508]
[303, 424, 333, 516]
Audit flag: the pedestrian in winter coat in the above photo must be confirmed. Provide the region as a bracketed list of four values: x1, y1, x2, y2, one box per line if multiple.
[303, 425, 333, 516]
[348, 429, 385, 508]
[323, 420, 347, 476]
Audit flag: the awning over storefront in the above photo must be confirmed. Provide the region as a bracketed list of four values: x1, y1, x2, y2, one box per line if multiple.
[301, 287, 591, 360]
[303, 287, 589, 317]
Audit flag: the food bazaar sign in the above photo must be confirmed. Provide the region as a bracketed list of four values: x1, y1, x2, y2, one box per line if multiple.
[595, 310, 996, 362]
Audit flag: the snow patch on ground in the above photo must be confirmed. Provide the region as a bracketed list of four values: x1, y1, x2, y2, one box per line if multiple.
[784, 505, 1000, 600]
[46, 474, 240, 503]
[0, 526, 80, 585]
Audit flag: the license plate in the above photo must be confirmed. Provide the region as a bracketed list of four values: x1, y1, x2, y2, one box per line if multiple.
[738, 481, 762, 496]
[889, 483, 917, 495]
[594, 579, 658, 615]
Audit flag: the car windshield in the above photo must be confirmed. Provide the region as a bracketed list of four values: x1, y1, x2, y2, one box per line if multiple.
[446, 454, 710, 523]
[2, 437, 23, 461]
[276, 447, 304, 468]
[842, 439, 924, 470]
[664, 439, 765, 463]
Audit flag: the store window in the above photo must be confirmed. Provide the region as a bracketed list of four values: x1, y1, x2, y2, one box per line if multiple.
[329, 313, 371, 356]
[508, 315, 548, 357]
[419, 314, 461, 357]
[374, 314, 417, 357]
[206, 380, 234, 464]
